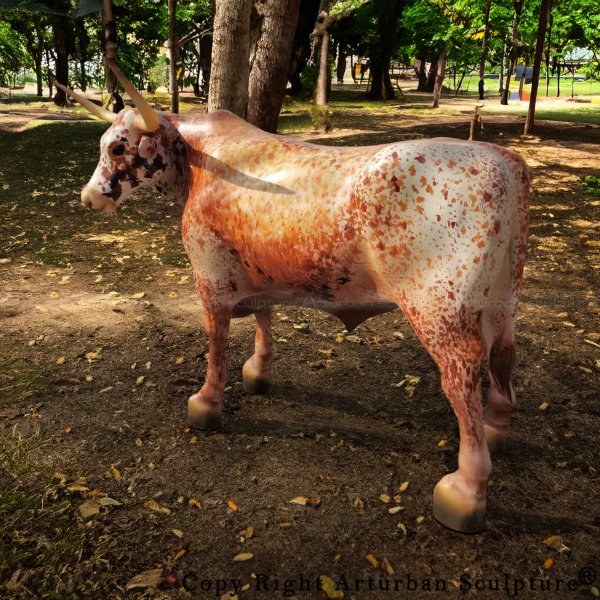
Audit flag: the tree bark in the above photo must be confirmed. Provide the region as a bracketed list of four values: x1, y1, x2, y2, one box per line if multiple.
[208, 0, 253, 117]
[478, 0, 492, 100]
[247, 0, 301, 131]
[431, 49, 447, 108]
[52, 22, 69, 106]
[524, 0, 552, 134]
[425, 59, 437, 92]
[168, 0, 179, 113]
[315, 26, 329, 105]
[102, 0, 124, 112]
[336, 38, 346, 83]
[416, 57, 427, 91]
[367, 0, 398, 100]
[545, 6, 553, 96]
[501, 0, 523, 105]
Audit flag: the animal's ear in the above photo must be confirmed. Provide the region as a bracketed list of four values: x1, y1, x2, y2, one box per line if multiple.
[138, 136, 157, 159]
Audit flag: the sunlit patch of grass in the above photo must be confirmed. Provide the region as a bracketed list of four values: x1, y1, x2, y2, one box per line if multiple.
[0, 431, 49, 478]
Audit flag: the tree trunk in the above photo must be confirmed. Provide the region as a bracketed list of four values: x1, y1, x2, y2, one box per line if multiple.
[247, 0, 301, 131]
[518, 53, 528, 100]
[501, 0, 523, 105]
[52, 22, 69, 106]
[336, 38, 346, 83]
[545, 6, 553, 96]
[499, 41, 505, 93]
[315, 27, 329, 105]
[102, 0, 124, 112]
[35, 53, 43, 97]
[416, 57, 427, 91]
[478, 0, 492, 100]
[168, 0, 179, 113]
[208, 0, 253, 117]
[367, 0, 398, 100]
[425, 59, 437, 92]
[556, 61, 560, 97]
[524, 0, 552, 134]
[431, 49, 447, 108]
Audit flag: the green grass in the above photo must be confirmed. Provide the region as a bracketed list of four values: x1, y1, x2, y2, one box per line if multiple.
[483, 102, 600, 125]
[458, 75, 600, 97]
[0, 369, 44, 410]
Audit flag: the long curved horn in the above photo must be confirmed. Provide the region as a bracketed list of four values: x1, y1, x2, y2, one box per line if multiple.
[108, 61, 160, 132]
[54, 81, 117, 123]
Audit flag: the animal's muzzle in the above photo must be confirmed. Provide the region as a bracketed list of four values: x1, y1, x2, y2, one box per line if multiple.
[81, 186, 116, 214]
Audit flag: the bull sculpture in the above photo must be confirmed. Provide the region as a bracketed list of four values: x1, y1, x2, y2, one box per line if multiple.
[56, 63, 530, 534]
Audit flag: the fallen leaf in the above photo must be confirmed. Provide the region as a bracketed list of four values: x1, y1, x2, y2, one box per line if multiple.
[562, 321, 576, 328]
[334, 554, 342, 562]
[144, 499, 171, 515]
[397, 522, 407, 535]
[64, 426, 72, 434]
[335, 334, 345, 344]
[171, 529, 184, 538]
[584, 339, 600, 349]
[56, 356, 65, 365]
[173, 548, 187, 561]
[168, 291, 178, 298]
[416, 515, 426, 524]
[388, 506, 403, 514]
[379, 493, 391, 503]
[130, 292, 146, 299]
[189, 498, 202, 509]
[239, 525, 254, 540]
[66, 477, 89, 493]
[136, 375, 145, 385]
[353, 497, 365, 509]
[438, 439, 447, 447]
[227, 500, 238, 511]
[290, 496, 320, 507]
[293, 322, 310, 332]
[398, 481, 409, 492]
[98, 496, 122, 507]
[233, 553, 254, 562]
[278, 522, 293, 529]
[85, 349, 102, 363]
[365, 554, 379, 569]
[126, 568, 163, 591]
[319, 575, 344, 599]
[346, 334, 361, 343]
[382, 558, 395, 575]
[85, 375, 94, 382]
[543, 558, 554, 570]
[543, 535, 570, 554]
[49, 291, 59, 299]
[79, 499, 101, 519]
[58, 276, 70, 285]
[175, 356, 184, 365]
[539, 402, 549, 411]
[99, 386, 113, 394]
[318, 348, 334, 356]
[135, 437, 143, 446]
[110, 464, 122, 481]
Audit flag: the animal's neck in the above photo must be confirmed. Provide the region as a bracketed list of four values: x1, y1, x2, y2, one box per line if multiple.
[156, 117, 190, 207]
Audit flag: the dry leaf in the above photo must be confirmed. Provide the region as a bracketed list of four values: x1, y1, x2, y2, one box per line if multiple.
[318, 348, 334, 356]
[278, 522, 293, 529]
[388, 506, 403, 514]
[227, 500, 238, 511]
[539, 402, 549, 411]
[168, 291, 178, 298]
[136, 375, 145, 385]
[562, 322, 576, 327]
[98, 496, 122, 507]
[173, 548, 187, 561]
[144, 499, 171, 515]
[398, 481, 409, 492]
[85, 374, 94, 382]
[335, 334, 345, 344]
[190, 436, 198, 445]
[379, 493, 391, 503]
[171, 529, 184, 538]
[290, 496, 320, 507]
[126, 568, 163, 591]
[79, 499, 101, 519]
[334, 554, 342, 562]
[85, 349, 102, 363]
[175, 356, 184, 365]
[64, 426, 72, 434]
[543, 558, 554, 570]
[135, 437, 143, 447]
[353, 497, 365, 509]
[416, 515, 426, 524]
[365, 554, 379, 569]
[67, 477, 89, 493]
[56, 356, 65, 365]
[110, 464, 122, 481]
[188, 498, 202, 509]
[239, 526, 254, 540]
[382, 558, 395, 575]
[543, 535, 570, 553]
[99, 386, 113, 394]
[319, 575, 344, 599]
[130, 292, 145, 299]
[49, 291, 59, 298]
[233, 553, 254, 562]
[438, 439, 447, 447]
[397, 522, 407, 535]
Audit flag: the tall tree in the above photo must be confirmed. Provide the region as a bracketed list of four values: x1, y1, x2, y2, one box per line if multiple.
[167, 0, 179, 113]
[500, 0, 523, 105]
[208, 0, 253, 117]
[524, 0, 551, 133]
[247, 0, 301, 131]
[367, 0, 400, 99]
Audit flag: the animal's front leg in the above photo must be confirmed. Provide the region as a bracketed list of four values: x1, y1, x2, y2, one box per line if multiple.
[242, 308, 273, 394]
[188, 306, 232, 430]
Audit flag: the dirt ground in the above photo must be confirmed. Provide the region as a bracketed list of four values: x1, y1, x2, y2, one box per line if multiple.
[0, 100, 599, 600]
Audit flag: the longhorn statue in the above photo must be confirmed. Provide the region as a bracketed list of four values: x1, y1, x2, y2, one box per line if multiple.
[56, 63, 530, 534]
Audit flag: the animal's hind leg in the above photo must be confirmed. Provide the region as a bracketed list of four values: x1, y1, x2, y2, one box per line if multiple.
[243, 308, 273, 394]
[399, 296, 491, 533]
[482, 307, 516, 455]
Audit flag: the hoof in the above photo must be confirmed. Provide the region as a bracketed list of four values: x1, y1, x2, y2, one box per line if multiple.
[187, 394, 222, 431]
[242, 360, 270, 395]
[484, 423, 509, 455]
[433, 474, 486, 534]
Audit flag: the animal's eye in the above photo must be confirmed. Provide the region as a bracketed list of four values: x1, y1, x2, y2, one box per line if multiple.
[111, 143, 125, 157]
